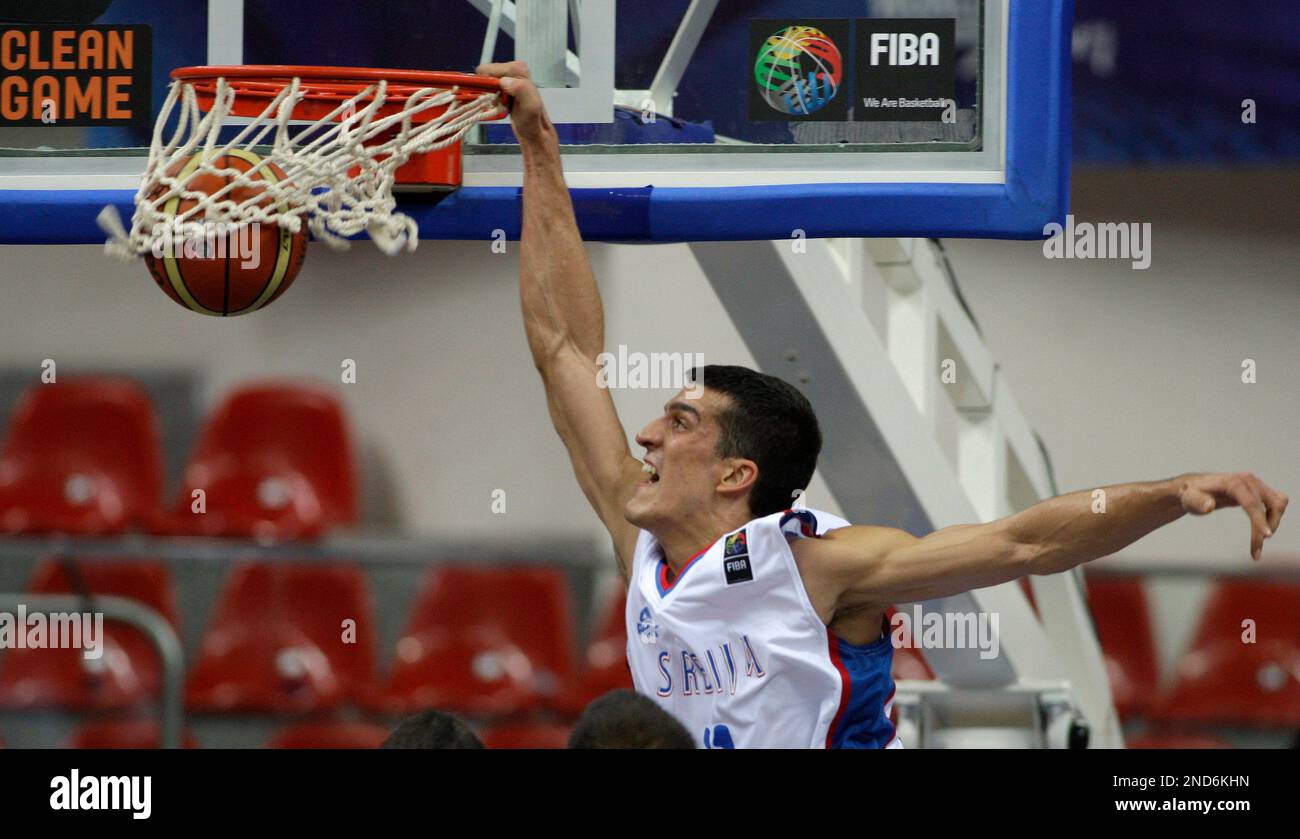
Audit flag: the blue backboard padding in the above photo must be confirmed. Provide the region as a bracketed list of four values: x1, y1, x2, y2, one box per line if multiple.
[0, 190, 136, 246]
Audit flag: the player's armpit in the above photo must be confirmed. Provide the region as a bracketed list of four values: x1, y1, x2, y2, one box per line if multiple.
[796, 521, 1034, 614]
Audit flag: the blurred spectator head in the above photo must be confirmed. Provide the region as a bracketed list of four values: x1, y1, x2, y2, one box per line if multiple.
[568, 690, 695, 749]
[381, 710, 484, 749]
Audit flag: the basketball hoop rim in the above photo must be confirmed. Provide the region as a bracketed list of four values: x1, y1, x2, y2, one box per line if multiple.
[171, 65, 506, 100]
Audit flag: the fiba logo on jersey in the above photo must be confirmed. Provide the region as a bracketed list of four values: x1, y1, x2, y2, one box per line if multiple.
[636, 607, 661, 644]
[723, 530, 754, 585]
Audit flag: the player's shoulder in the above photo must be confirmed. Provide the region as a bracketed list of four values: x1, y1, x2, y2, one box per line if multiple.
[788, 522, 916, 565]
[762, 506, 849, 535]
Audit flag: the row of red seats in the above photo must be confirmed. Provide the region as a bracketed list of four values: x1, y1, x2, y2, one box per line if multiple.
[0, 377, 356, 539]
[0, 561, 634, 716]
[894, 575, 1300, 730]
[1085, 575, 1300, 729]
[0, 377, 628, 738]
[4, 563, 1291, 739]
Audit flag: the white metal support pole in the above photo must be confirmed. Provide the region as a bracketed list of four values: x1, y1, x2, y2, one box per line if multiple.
[207, 0, 244, 64]
[480, 0, 506, 67]
[569, 0, 582, 49]
[466, 0, 612, 121]
[647, 0, 721, 117]
[517, 0, 569, 89]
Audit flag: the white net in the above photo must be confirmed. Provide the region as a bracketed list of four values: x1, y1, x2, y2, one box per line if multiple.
[99, 74, 506, 258]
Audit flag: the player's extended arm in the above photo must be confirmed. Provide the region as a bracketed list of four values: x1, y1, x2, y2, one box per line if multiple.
[479, 62, 644, 579]
[799, 472, 1288, 616]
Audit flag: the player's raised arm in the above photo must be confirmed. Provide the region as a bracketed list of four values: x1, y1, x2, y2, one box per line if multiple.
[797, 472, 1288, 616]
[478, 62, 644, 580]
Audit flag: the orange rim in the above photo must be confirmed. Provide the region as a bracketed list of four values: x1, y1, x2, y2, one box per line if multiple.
[172, 65, 509, 122]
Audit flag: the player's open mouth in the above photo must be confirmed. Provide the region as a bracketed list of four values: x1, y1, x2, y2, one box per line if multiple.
[641, 462, 660, 485]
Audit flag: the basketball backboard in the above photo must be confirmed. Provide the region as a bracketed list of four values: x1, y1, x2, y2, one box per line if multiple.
[0, 0, 1071, 243]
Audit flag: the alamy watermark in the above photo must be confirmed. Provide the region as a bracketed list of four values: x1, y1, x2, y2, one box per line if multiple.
[0, 604, 103, 660]
[149, 220, 263, 269]
[596, 345, 705, 397]
[1043, 215, 1151, 270]
[50, 770, 151, 820]
[890, 605, 1000, 660]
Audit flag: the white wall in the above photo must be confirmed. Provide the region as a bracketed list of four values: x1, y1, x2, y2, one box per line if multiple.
[944, 168, 1299, 567]
[940, 167, 1300, 675]
[0, 235, 843, 547]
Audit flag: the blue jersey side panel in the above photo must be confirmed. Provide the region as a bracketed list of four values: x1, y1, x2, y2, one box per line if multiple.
[829, 633, 898, 750]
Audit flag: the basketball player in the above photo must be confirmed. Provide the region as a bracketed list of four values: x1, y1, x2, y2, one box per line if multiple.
[478, 62, 1289, 749]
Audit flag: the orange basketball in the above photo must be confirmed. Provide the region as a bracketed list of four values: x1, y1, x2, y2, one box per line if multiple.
[144, 150, 307, 316]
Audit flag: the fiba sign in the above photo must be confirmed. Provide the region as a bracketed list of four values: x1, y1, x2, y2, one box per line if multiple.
[856, 18, 955, 122]
[869, 32, 942, 66]
[749, 17, 955, 123]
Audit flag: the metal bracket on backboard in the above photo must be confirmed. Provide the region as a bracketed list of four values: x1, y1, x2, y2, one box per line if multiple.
[465, 0, 615, 124]
[613, 0, 720, 118]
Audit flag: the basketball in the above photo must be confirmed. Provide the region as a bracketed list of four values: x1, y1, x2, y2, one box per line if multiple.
[143, 150, 307, 316]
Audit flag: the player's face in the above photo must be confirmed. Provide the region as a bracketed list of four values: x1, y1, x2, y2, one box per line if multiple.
[625, 387, 731, 529]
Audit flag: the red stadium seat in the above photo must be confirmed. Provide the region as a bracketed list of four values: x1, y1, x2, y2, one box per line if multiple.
[1154, 580, 1300, 727]
[161, 382, 357, 540]
[1085, 574, 1159, 720]
[186, 564, 378, 713]
[0, 378, 162, 535]
[267, 720, 390, 749]
[1125, 732, 1233, 749]
[67, 719, 197, 749]
[0, 559, 178, 710]
[563, 590, 634, 711]
[482, 721, 572, 749]
[378, 566, 579, 716]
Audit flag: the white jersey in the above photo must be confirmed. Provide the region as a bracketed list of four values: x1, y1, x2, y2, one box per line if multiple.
[626, 508, 901, 749]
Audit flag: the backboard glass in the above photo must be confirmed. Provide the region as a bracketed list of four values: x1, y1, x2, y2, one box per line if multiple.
[0, 0, 1071, 242]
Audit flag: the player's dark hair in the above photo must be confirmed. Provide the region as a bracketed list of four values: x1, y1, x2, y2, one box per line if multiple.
[381, 710, 484, 749]
[568, 690, 696, 749]
[687, 365, 821, 517]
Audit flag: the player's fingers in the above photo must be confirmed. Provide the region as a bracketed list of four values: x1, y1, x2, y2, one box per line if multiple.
[1258, 483, 1288, 535]
[474, 69, 539, 109]
[476, 60, 532, 81]
[496, 76, 529, 97]
[1230, 477, 1270, 532]
[1225, 480, 1268, 560]
[1180, 487, 1215, 515]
